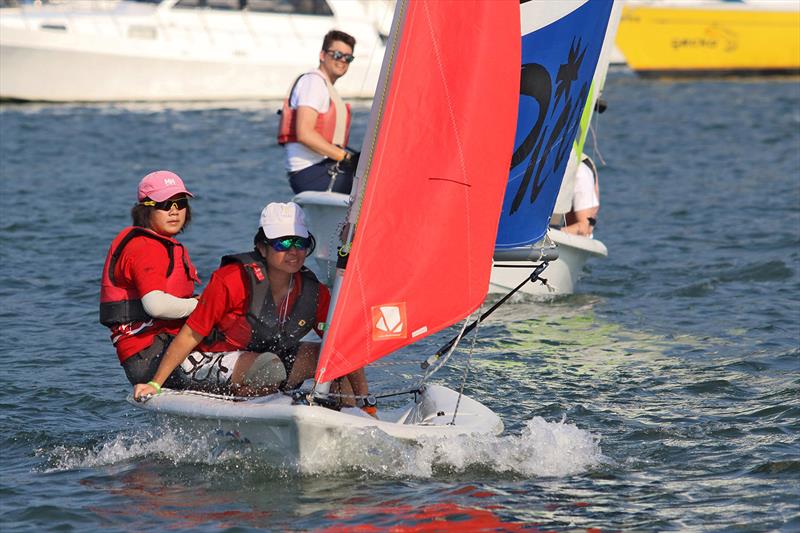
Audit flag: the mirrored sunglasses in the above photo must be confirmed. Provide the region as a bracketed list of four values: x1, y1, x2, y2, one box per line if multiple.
[142, 198, 189, 211]
[326, 50, 355, 63]
[268, 236, 311, 252]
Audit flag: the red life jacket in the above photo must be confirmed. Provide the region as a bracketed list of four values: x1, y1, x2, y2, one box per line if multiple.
[276, 71, 352, 147]
[202, 252, 320, 358]
[99, 226, 198, 361]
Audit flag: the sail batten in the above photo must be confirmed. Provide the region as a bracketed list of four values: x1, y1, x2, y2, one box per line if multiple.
[316, 0, 521, 384]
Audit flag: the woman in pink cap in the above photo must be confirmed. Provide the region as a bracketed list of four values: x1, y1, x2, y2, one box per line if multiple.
[100, 170, 200, 389]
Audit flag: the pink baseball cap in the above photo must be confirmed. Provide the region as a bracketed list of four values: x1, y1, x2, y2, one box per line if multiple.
[137, 170, 194, 202]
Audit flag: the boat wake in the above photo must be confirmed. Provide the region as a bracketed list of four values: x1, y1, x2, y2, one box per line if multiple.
[41, 416, 604, 479]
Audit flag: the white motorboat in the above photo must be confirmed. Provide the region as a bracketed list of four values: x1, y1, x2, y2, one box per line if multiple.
[132, 0, 620, 465]
[0, 0, 390, 101]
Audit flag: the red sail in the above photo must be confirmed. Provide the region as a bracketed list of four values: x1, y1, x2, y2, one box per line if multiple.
[316, 0, 521, 383]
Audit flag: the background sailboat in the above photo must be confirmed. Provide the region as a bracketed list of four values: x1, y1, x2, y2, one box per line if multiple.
[489, 0, 622, 297]
[132, 0, 520, 464]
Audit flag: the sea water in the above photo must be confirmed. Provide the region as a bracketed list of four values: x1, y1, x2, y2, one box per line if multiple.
[1, 72, 798, 531]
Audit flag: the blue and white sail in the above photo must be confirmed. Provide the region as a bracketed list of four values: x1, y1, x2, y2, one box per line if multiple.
[495, 0, 615, 250]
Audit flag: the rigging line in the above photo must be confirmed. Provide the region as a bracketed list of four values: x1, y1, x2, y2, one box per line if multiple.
[450, 300, 482, 425]
[589, 112, 607, 166]
[419, 311, 473, 384]
[420, 261, 551, 371]
[312, 386, 419, 401]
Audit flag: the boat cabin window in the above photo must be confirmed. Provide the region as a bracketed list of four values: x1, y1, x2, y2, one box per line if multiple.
[248, 0, 333, 15]
[174, 0, 333, 16]
[175, 0, 244, 9]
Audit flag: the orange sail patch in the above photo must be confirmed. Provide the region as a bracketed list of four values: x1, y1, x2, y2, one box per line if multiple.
[371, 303, 408, 341]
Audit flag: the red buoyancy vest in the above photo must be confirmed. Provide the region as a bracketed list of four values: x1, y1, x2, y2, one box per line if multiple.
[100, 226, 199, 362]
[277, 72, 352, 147]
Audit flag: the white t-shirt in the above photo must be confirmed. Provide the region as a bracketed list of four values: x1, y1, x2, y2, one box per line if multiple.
[284, 71, 331, 172]
[572, 160, 599, 212]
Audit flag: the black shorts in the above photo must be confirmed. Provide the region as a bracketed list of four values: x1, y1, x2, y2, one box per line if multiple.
[288, 158, 353, 195]
[121, 333, 183, 387]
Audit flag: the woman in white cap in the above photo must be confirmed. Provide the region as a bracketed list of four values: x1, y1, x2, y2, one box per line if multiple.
[133, 202, 370, 407]
[100, 170, 200, 388]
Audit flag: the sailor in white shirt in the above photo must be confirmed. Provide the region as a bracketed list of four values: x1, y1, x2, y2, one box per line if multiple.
[563, 156, 600, 237]
[277, 30, 357, 194]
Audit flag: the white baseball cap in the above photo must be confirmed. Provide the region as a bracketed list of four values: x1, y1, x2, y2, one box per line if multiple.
[259, 202, 309, 239]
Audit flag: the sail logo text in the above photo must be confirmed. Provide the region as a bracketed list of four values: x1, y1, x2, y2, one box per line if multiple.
[371, 303, 408, 340]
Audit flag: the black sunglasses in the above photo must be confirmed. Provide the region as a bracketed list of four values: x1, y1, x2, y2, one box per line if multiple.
[142, 198, 189, 211]
[326, 50, 355, 63]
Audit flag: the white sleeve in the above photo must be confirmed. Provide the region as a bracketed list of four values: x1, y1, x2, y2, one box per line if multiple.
[572, 162, 599, 212]
[290, 73, 330, 113]
[141, 290, 198, 319]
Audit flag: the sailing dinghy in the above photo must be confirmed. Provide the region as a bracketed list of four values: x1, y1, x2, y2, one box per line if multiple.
[131, 0, 520, 463]
[489, 0, 621, 297]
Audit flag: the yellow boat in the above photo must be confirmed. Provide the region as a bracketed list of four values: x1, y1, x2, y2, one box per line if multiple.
[616, 1, 800, 76]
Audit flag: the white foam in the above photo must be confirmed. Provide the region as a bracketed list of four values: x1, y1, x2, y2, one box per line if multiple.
[41, 417, 604, 478]
[289, 416, 605, 478]
[40, 426, 252, 472]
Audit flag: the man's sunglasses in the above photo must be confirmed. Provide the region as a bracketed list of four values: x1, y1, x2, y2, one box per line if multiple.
[142, 198, 190, 211]
[268, 236, 311, 252]
[326, 50, 355, 63]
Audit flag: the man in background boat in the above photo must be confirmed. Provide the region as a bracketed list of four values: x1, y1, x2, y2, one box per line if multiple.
[277, 30, 358, 195]
[134, 202, 373, 414]
[562, 155, 600, 237]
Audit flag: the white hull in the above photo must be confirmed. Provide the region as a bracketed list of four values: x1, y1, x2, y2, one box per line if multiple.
[131, 384, 503, 464]
[0, 0, 388, 101]
[489, 229, 608, 296]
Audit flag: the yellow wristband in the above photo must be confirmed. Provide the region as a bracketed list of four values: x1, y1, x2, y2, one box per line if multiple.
[147, 380, 162, 393]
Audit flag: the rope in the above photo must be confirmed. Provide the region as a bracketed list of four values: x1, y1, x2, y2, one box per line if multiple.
[146, 388, 250, 402]
[420, 313, 472, 381]
[589, 110, 607, 166]
[450, 302, 482, 425]
[420, 262, 551, 372]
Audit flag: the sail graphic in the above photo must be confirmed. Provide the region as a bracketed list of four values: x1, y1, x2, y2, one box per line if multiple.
[316, 0, 521, 384]
[495, 0, 614, 250]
